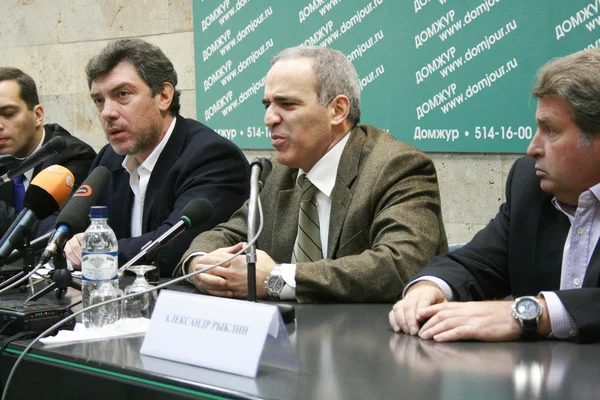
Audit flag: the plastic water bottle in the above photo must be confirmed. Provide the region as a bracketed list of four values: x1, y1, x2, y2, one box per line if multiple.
[81, 206, 119, 328]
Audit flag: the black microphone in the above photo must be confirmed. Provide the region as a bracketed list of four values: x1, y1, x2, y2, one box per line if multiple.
[0, 137, 67, 183]
[3, 229, 55, 265]
[0, 154, 18, 168]
[37, 166, 110, 266]
[0, 165, 74, 265]
[119, 198, 213, 272]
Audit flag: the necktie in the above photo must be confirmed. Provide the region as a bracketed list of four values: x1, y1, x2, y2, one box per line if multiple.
[292, 176, 323, 263]
[13, 174, 26, 212]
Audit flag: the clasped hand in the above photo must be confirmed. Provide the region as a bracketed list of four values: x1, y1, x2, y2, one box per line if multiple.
[389, 281, 522, 342]
[189, 243, 276, 299]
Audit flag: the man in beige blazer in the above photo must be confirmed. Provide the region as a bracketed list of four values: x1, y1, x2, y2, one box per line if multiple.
[177, 46, 447, 303]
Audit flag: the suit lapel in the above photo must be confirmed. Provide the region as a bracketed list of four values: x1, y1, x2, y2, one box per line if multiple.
[32, 132, 52, 177]
[110, 167, 134, 237]
[0, 183, 14, 207]
[271, 171, 301, 263]
[142, 117, 185, 231]
[584, 242, 600, 287]
[533, 194, 569, 289]
[327, 127, 365, 258]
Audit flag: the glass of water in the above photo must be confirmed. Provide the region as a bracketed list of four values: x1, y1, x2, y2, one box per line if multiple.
[123, 265, 158, 319]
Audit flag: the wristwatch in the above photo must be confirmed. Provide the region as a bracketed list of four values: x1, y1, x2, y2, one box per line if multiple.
[511, 296, 543, 340]
[265, 265, 285, 298]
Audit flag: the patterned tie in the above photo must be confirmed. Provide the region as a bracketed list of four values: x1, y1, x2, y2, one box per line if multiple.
[292, 175, 323, 263]
[13, 175, 26, 212]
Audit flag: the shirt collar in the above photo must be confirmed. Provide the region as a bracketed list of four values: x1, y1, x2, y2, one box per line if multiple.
[122, 116, 177, 174]
[296, 132, 351, 197]
[552, 181, 600, 217]
[24, 127, 45, 182]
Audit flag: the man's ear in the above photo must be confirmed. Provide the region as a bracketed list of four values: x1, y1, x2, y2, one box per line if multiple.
[33, 104, 44, 129]
[157, 82, 175, 112]
[329, 95, 350, 126]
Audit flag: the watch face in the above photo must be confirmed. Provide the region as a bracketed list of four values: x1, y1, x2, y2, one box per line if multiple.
[516, 298, 539, 320]
[268, 276, 284, 293]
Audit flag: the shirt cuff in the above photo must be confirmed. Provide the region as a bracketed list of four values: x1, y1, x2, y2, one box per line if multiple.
[177, 251, 207, 287]
[539, 291, 578, 339]
[185, 252, 207, 274]
[403, 276, 454, 301]
[279, 263, 296, 300]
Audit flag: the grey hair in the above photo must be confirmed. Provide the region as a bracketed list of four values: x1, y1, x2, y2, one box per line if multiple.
[272, 46, 361, 125]
[533, 48, 600, 140]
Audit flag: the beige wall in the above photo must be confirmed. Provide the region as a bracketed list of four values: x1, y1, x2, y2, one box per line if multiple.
[0, 0, 524, 244]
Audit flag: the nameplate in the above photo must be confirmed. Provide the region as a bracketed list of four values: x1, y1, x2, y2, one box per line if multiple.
[140, 291, 296, 378]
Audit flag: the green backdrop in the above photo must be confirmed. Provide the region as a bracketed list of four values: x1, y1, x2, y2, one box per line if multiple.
[194, 0, 599, 152]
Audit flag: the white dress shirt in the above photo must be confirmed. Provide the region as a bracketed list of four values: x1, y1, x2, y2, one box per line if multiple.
[123, 117, 176, 237]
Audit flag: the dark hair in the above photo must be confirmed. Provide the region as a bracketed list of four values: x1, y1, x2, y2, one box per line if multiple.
[0, 67, 40, 110]
[272, 46, 361, 125]
[86, 38, 181, 115]
[533, 48, 600, 138]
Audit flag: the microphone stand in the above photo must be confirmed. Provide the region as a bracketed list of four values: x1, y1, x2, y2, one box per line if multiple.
[27, 251, 81, 301]
[247, 169, 295, 323]
[246, 166, 260, 302]
[0, 225, 35, 292]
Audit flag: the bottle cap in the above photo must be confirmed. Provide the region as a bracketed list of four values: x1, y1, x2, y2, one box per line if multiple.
[89, 206, 108, 219]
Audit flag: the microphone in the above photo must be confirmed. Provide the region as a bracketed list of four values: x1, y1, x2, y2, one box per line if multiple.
[0, 154, 17, 168]
[0, 165, 74, 264]
[119, 198, 213, 272]
[250, 157, 272, 190]
[247, 158, 272, 244]
[246, 158, 272, 302]
[4, 229, 54, 265]
[0, 137, 67, 183]
[37, 166, 110, 266]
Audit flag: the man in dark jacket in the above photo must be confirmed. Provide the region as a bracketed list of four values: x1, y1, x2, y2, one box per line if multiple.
[64, 39, 250, 276]
[0, 67, 96, 237]
[390, 48, 600, 344]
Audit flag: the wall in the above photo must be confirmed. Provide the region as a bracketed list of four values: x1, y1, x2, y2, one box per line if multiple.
[0, 0, 521, 244]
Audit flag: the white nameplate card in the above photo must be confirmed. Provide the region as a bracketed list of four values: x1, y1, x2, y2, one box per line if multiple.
[140, 290, 297, 378]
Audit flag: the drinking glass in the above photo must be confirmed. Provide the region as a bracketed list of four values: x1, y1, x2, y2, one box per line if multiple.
[89, 281, 123, 328]
[123, 265, 158, 319]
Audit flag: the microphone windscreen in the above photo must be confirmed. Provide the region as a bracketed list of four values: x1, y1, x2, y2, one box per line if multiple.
[259, 158, 272, 183]
[55, 166, 110, 233]
[23, 165, 75, 219]
[181, 198, 213, 228]
[47, 136, 67, 154]
[251, 157, 272, 184]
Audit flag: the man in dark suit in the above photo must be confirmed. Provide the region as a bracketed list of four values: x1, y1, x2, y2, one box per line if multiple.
[0, 67, 96, 237]
[178, 46, 447, 303]
[64, 39, 250, 276]
[389, 48, 600, 343]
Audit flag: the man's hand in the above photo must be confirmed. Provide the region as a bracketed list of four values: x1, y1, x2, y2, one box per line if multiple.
[416, 300, 522, 342]
[389, 281, 447, 335]
[190, 243, 277, 298]
[64, 233, 85, 270]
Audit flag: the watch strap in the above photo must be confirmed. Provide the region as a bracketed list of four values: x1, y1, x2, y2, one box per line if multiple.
[521, 318, 538, 340]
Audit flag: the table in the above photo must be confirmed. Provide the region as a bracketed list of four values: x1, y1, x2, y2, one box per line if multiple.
[1, 300, 599, 400]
